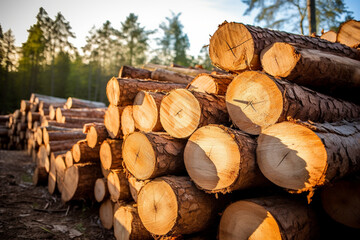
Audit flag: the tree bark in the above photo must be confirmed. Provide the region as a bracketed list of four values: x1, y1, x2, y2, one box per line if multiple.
[104, 105, 125, 139]
[94, 178, 109, 202]
[55, 107, 106, 123]
[184, 125, 269, 194]
[219, 196, 319, 240]
[137, 176, 220, 236]
[30, 93, 66, 104]
[143, 63, 213, 77]
[114, 204, 152, 240]
[58, 115, 103, 125]
[107, 169, 131, 202]
[61, 163, 102, 202]
[72, 140, 100, 163]
[160, 89, 230, 138]
[47, 138, 82, 153]
[121, 105, 135, 136]
[151, 68, 194, 84]
[118, 65, 152, 79]
[133, 91, 165, 132]
[99, 139, 123, 170]
[209, 21, 360, 73]
[187, 73, 233, 95]
[257, 120, 360, 195]
[337, 20, 360, 48]
[123, 132, 186, 180]
[225, 71, 360, 135]
[64, 97, 106, 109]
[260, 42, 360, 103]
[106, 77, 186, 106]
[86, 123, 108, 148]
[43, 129, 85, 145]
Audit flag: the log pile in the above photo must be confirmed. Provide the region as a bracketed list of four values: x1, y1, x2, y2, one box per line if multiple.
[3, 19, 360, 239]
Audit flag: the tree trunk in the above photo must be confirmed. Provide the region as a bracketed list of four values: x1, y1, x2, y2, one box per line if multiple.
[64, 97, 106, 109]
[86, 123, 108, 148]
[307, 0, 316, 35]
[137, 176, 220, 236]
[42, 119, 88, 129]
[219, 196, 319, 240]
[55, 107, 106, 123]
[94, 178, 109, 203]
[61, 163, 102, 202]
[72, 140, 100, 163]
[99, 139, 123, 170]
[38, 100, 65, 112]
[37, 145, 50, 173]
[107, 169, 131, 202]
[104, 105, 125, 139]
[121, 106, 135, 136]
[337, 20, 360, 48]
[187, 73, 233, 95]
[118, 65, 152, 79]
[160, 89, 229, 138]
[321, 178, 360, 229]
[114, 204, 152, 240]
[55, 154, 67, 193]
[184, 125, 269, 194]
[257, 121, 360, 195]
[133, 91, 165, 132]
[123, 132, 186, 180]
[151, 68, 194, 84]
[106, 77, 186, 106]
[225, 71, 360, 135]
[260, 42, 360, 103]
[43, 129, 85, 145]
[209, 21, 360, 73]
[127, 175, 149, 202]
[320, 30, 337, 43]
[99, 198, 115, 230]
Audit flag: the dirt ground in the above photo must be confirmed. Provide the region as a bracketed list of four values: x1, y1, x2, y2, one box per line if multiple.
[0, 150, 115, 240]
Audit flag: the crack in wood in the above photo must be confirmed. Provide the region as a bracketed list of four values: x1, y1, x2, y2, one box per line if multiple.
[225, 40, 236, 58]
[175, 109, 183, 117]
[276, 151, 291, 167]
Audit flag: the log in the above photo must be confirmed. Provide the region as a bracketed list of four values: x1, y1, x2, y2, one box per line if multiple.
[99, 139, 123, 170]
[27, 111, 41, 124]
[127, 175, 149, 202]
[143, 63, 212, 77]
[0, 115, 9, 123]
[41, 119, 87, 129]
[58, 115, 103, 125]
[225, 71, 360, 135]
[43, 129, 86, 145]
[107, 169, 131, 202]
[106, 77, 186, 106]
[86, 123, 108, 148]
[61, 163, 102, 202]
[218, 196, 319, 240]
[72, 140, 100, 163]
[49, 105, 57, 120]
[99, 198, 115, 229]
[65, 150, 73, 168]
[104, 105, 125, 139]
[0, 127, 8, 137]
[16, 122, 27, 133]
[39, 100, 66, 112]
[30, 93, 66, 105]
[38, 108, 49, 117]
[55, 154, 67, 193]
[320, 30, 336, 42]
[20, 100, 31, 112]
[337, 20, 360, 48]
[151, 68, 194, 84]
[187, 73, 233, 95]
[118, 65, 152, 79]
[321, 178, 360, 229]
[37, 145, 50, 173]
[132, 91, 165, 132]
[47, 138, 83, 153]
[33, 167, 48, 186]
[160, 89, 229, 138]
[260, 42, 360, 103]
[184, 125, 269, 194]
[114, 204, 152, 240]
[64, 97, 106, 109]
[256, 121, 360, 195]
[121, 106, 135, 136]
[48, 152, 57, 194]
[137, 176, 220, 236]
[123, 132, 186, 180]
[94, 178, 109, 202]
[55, 107, 106, 122]
[209, 21, 360, 72]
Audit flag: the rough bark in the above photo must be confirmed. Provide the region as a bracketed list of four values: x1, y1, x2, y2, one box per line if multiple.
[184, 125, 269, 194]
[118, 65, 152, 79]
[187, 73, 233, 95]
[160, 89, 230, 138]
[260, 42, 360, 103]
[30, 93, 66, 105]
[86, 123, 108, 148]
[56, 107, 106, 123]
[43, 129, 85, 145]
[47, 138, 83, 154]
[72, 140, 100, 163]
[99, 139, 123, 170]
[225, 71, 360, 135]
[209, 21, 360, 72]
[64, 97, 106, 109]
[219, 196, 319, 240]
[337, 20, 360, 48]
[107, 169, 131, 202]
[257, 120, 360, 196]
[151, 68, 194, 84]
[123, 132, 186, 180]
[106, 77, 186, 106]
[137, 176, 220, 236]
[58, 115, 103, 125]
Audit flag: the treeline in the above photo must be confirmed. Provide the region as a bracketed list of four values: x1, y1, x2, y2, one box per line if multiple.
[0, 8, 211, 114]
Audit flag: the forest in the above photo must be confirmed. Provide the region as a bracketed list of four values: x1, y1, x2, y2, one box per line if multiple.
[0, 8, 211, 114]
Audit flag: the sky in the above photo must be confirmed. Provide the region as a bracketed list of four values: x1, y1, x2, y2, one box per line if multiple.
[0, 0, 359, 57]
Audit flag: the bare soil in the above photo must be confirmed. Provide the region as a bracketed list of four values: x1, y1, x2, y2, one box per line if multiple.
[0, 150, 115, 240]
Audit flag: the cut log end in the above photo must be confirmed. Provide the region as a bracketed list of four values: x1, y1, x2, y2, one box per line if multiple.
[133, 91, 162, 132]
[106, 77, 120, 106]
[61, 165, 79, 202]
[107, 170, 130, 202]
[121, 106, 135, 136]
[337, 20, 360, 48]
[209, 22, 256, 72]
[122, 132, 156, 180]
[104, 105, 123, 139]
[320, 30, 337, 43]
[184, 125, 241, 192]
[99, 199, 114, 229]
[138, 179, 178, 235]
[257, 122, 327, 192]
[86, 126, 98, 148]
[219, 201, 282, 240]
[160, 89, 201, 138]
[226, 71, 283, 135]
[94, 178, 108, 202]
